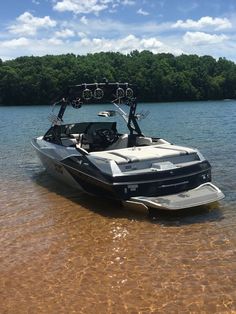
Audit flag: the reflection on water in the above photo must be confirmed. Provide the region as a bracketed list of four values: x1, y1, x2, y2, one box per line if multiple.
[1, 102, 236, 313]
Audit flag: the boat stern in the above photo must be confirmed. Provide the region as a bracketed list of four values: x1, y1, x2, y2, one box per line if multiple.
[125, 183, 225, 210]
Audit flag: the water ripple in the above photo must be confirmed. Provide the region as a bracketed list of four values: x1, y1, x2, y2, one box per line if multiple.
[1, 102, 236, 313]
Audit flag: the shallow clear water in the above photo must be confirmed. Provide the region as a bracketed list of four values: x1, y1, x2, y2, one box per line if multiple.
[1, 101, 236, 313]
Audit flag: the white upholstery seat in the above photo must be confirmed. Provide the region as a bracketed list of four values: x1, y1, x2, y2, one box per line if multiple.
[136, 136, 152, 146]
[61, 138, 77, 146]
[106, 134, 129, 150]
[73, 133, 84, 147]
[70, 133, 81, 139]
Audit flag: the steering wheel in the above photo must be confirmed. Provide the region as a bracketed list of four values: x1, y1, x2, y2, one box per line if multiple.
[94, 128, 118, 145]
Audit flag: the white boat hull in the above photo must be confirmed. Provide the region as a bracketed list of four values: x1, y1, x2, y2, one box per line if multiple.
[32, 136, 225, 211]
[34, 143, 84, 191]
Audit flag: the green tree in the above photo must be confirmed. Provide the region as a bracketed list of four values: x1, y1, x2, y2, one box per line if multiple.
[0, 52, 235, 105]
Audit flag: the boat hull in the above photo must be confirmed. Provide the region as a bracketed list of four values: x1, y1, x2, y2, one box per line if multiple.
[62, 162, 225, 210]
[33, 141, 84, 191]
[33, 145, 224, 211]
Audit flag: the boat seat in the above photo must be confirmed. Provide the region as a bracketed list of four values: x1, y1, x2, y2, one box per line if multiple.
[74, 133, 85, 148]
[61, 138, 77, 147]
[73, 133, 90, 151]
[136, 136, 152, 146]
[70, 133, 81, 139]
[106, 134, 129, 150]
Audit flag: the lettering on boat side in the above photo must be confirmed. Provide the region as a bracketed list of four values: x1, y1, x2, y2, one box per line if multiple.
[128, 184, 139, 191]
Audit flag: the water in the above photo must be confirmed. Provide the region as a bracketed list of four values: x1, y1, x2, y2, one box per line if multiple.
[0, 101, 236, 313]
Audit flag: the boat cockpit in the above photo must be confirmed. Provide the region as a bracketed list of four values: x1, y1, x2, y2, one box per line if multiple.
[43, 121, 164, 152]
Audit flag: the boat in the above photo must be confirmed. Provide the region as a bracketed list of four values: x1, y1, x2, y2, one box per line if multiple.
[32, 82, 224, 211]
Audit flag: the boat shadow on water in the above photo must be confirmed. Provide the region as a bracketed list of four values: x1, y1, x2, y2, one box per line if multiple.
[32, 170, 224, 226]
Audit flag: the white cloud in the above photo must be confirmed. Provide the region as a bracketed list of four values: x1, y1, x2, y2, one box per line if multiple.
[78, 32, 87, 38]
[1, 13, 235, 62]
[0, 37, 30, 48]
[121, 0, 135, 5]
[60, 18, 173, 39]
[3, 31, 235, 62]
[173, 16, 232, 31]
[53, 0, 112, 15]
[80, 16, 88, 25]
[0, 34, 179, 59]
[32, 0, 40, 5]
[47, 38, 64, 45]
[108, 2, 120, 13]
[137, 8, 149, 16]
[183, 31, 228, 45]
[55, 28, 75, 38]
[8, 12, 57, 36]
[53, 0, 136, 15]
[76, 34, 164, 54]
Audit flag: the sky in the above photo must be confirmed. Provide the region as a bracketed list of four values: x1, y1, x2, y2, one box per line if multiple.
[0, 0, 236, 61]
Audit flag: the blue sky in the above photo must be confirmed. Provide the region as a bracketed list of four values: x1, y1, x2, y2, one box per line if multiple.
[0, 0, 236, 61]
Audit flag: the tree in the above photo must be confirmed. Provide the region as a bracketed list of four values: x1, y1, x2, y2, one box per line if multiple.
[0, 52, 235, 105]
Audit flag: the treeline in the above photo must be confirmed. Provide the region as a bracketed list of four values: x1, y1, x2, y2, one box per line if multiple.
[0, 51, 236, 105]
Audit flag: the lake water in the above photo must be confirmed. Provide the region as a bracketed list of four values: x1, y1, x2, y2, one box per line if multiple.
[1, 100, 236, 313]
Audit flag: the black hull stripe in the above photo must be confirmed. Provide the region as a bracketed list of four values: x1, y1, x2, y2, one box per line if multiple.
[61, 158, 210, 187]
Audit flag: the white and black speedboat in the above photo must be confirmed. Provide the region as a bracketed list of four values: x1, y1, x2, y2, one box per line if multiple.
[32, 82, 224, 211]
